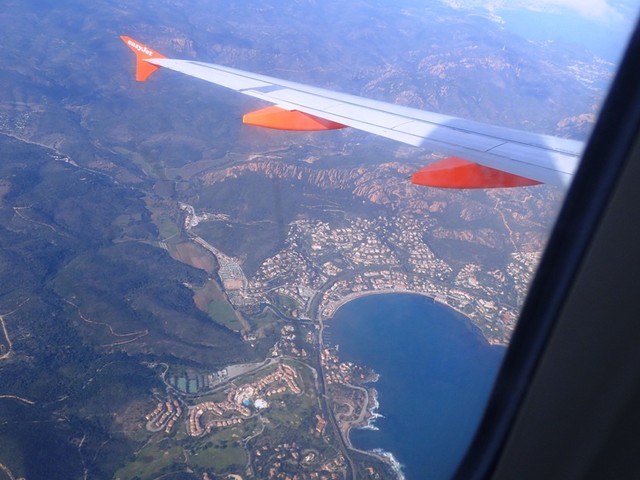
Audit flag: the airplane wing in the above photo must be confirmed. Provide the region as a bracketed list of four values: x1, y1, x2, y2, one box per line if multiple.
[121, 35, 584, 189]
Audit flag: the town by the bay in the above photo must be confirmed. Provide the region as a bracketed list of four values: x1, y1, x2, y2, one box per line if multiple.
[124, 163, 548, 479]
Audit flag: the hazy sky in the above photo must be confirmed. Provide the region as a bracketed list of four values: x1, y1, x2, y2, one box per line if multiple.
[503, 0, 618, 18]
[441, 0, 633, 21]
[440, 0, 637, 61]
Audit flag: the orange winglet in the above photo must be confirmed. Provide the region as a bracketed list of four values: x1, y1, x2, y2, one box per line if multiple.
[411, 157, 542, 189]
[120, 35, 167, 81]
[243, 106, 347, 131]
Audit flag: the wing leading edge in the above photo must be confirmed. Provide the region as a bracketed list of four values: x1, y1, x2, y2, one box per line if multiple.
[121, 35, 583, 189]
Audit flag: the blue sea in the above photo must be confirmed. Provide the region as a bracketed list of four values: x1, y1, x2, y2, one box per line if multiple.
[329, 294, 506, 479]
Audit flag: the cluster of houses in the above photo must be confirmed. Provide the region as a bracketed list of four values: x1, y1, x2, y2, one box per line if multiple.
[188, 363, 302, 437]
[145, 399, 182, 434]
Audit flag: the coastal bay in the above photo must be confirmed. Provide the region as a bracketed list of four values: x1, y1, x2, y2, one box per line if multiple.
[329, 293, 506, 479]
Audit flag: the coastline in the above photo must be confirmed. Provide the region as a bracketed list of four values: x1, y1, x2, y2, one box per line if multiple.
[325, 290, 505, 479]
[338, 372, 406, 477]
[323, 288, 463, 321]
[324, 289, 443, 474]
[361, 387, 381, 431]
[372, 449, 406, 480]
[321, 287, 500, 346]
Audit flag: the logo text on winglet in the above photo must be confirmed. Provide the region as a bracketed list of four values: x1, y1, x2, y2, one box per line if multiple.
[127, 39, 154, 57]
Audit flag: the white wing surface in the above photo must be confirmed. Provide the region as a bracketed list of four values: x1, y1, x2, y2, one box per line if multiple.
[122, 36, 583, 188]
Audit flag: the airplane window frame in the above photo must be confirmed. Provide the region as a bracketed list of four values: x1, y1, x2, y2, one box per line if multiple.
[455, 17, 640, 480]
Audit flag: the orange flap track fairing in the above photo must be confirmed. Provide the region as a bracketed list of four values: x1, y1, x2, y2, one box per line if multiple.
[411, 157, 542, 189]
[243, 106, 347, 131]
